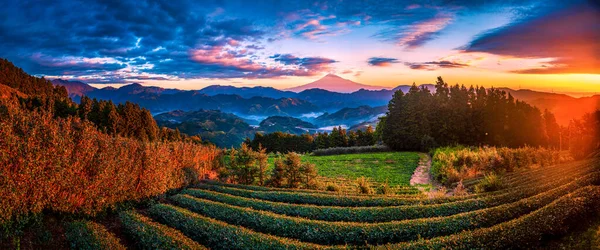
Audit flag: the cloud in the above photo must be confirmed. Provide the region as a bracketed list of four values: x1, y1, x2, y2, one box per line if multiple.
[396, 14, 454, 48]
[462, 2, 600, 74]
[368, 57, 399, 67]
[405, 60, 468, 70]
[270, 54, 337, 72]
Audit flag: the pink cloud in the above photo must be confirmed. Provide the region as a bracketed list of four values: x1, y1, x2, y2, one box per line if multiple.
[398, 13, 454, 48]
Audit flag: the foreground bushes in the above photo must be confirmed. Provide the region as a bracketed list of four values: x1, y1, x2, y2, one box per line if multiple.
[147, 204, 331, 249]
[119, 211, 206, 249]
[431, 146, 569, 185]
[172, 171, 599, 246]
[0, 101, 219, 232]
[386, 186, 600, 249]
[64, 220, 125, 250]
[312, 145, 390, 156]
[184, 165, 592, 223]
[194, 184, 438, 207]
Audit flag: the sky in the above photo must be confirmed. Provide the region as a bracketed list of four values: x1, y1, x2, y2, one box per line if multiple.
[0, 0, 598, 95]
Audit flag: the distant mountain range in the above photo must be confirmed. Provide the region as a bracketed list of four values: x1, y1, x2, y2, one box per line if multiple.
[52, 74, 599, 126]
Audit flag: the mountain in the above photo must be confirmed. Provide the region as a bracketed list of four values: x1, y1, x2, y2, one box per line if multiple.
[314, 105, 387, 127]
[51, 79, 96, 100]
[199, 85, 296, 99]
[258, 116, 316, 134]
[52, 80, 319, 116]
[154, 109, 255, 148]
[285, 74, 388, 93]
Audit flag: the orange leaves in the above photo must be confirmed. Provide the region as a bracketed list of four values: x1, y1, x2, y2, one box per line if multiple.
[0, 100, 220, 227]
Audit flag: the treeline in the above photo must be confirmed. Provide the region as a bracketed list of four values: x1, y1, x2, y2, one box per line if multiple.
[381, 77, 561, 151]
[248, 126, 377, 153]
[217, 144, 317, 188]
[78, 96, 200, 142]
[1, 58, 194, 143]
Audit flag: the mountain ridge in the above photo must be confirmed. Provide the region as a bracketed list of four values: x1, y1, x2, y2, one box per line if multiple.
[285, 74, 389, 93]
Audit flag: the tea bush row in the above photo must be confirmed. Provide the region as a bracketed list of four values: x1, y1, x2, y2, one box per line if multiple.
[172, 174, 599, 246]
[64, 220, 125, 250]
[119, 211, 206, 250]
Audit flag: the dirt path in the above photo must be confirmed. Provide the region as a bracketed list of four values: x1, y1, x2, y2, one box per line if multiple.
[410, 153, 432, 186]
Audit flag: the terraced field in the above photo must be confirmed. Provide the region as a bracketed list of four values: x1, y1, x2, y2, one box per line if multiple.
[67, 158, 600, 249]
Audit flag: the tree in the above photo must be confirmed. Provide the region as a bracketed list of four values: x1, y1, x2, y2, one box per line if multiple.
[256, 145, 268, 186]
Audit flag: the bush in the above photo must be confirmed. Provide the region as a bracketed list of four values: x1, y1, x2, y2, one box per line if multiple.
[172, 172, 600, 246]
[431, 146, 569, 185]
[269, 152, 318, 189]
[183, 167, 598, 223]
[0, 100, 219, 232]
[64, 220, 125, 250]
[475, 173, 503, 193]
[147, 204, 326, 249]
[119, 211, 206, 250]
[325, 183, 341, 193]
[376, 182, 393, 195]
[356, 177, 374, 194]
[384, 186, 600, 249]
[312, 145, 390, 156]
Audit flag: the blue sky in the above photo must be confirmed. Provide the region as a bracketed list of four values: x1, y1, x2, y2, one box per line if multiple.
[0, 0, 598, 93]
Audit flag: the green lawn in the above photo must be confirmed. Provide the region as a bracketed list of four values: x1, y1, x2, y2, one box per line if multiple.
[269, 152, 421, 187]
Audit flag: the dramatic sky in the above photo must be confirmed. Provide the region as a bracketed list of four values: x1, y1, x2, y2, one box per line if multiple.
[1, 0, 598, 94]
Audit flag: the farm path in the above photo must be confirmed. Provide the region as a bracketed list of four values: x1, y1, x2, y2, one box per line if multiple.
[410, 153, 432, 186]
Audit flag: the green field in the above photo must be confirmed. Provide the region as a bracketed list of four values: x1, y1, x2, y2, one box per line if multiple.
[266, 152, 421, 187]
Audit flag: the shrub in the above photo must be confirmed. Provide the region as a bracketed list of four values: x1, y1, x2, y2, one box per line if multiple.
[312, 145, 390, 156]
[269, 152, 318, 189]
[64, 220, 125, 250]
[356, 177, 374, 194]
[432, 146, 569, 185]
[172, 172, 600, 246]
[147, 204, 329, 249]
[475, 173, 503, 193]
[383, 186, 600, 249]
[183, 168, 597, 223]
[376, 182, 393, 195]
[119, 211, 206, 250]
[325, 183, 341, 193]
[452, 180, 468, 196]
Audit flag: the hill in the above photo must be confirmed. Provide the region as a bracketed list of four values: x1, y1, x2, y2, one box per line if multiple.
[286, 74, 389, 93]
[51, 79, 96, 100]
[258, 116, 316, 134]
[154, 109, 255, 147]
[314, 105, 387, 127]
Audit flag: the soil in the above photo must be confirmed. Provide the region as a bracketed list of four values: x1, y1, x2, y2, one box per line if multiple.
[410, 153, 432, 186]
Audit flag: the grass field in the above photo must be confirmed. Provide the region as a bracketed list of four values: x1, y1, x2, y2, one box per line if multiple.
[302, 152, 421, 187]
[265, 152, 421, 187]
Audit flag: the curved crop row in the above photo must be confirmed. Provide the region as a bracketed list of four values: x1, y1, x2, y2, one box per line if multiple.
[64, 220, 126, 250]
[146, 203, 335, 250]
[381, 185, 600, 249]
[184, 167, 591, 223]
[172, 172, 600, 245]
[194, 183, 464, 207]
[119, 211, 207, 250]
[463, 159, 592, 188]
[201, 180, 421, 195]
[192, 165, 597, 210]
